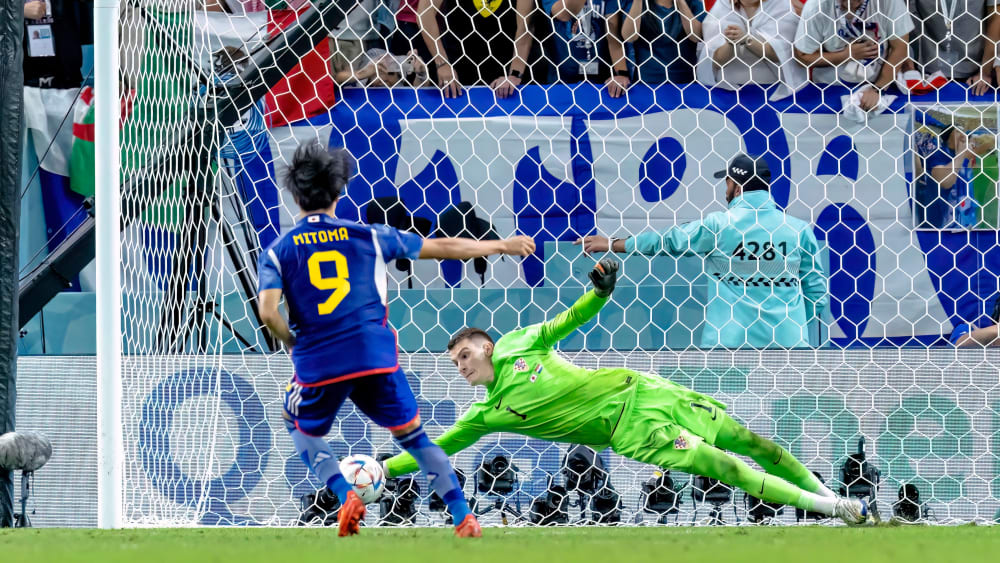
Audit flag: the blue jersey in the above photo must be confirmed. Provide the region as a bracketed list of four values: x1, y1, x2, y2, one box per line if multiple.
[258, 214, 423, 386]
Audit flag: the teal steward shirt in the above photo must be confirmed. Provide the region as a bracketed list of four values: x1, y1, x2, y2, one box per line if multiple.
[625, 190, 828, 348]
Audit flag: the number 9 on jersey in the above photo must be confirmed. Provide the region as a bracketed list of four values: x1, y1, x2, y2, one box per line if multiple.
[308, 250, 351, 315]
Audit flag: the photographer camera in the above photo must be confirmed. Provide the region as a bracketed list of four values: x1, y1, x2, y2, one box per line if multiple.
[838, 437, 880, 519]
[377, 453, 421, 526]
[562, 445, 621, 524]
[691, 474, 735, 525]
[530, 481, 570, 526]
[473, 455, 521, 524]
[892, 483, 929, 523]
[641, 470, 682, 524]
[0, 431, 53, 527]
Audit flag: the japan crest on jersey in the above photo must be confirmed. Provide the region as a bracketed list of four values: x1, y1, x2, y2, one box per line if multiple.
[514, 358, 528, 372]
[530, 364, 542, 382]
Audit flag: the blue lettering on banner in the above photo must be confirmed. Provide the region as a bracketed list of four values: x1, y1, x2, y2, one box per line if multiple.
[138, 369, 272, 525]
[814, 204, 877, 341]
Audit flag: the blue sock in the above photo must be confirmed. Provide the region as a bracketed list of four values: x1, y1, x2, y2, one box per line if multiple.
[287, 423, 353, 503]
[396, 425, 472, 525]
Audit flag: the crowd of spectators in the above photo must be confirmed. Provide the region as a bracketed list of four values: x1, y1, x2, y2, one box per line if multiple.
[203, 0, 1000, 100]
[196, 0, 1000, 100]
[22, 0, 1000, 171]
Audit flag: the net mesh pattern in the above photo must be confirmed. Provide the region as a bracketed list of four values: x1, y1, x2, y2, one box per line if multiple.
[78, 0, 1000, 526]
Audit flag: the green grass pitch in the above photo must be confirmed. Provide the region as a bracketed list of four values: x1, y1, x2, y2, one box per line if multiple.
[2, 526, 997, 563]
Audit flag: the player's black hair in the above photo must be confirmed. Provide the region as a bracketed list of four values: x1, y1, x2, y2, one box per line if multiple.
[447, 328, 494, 351]
[283, 141, 354, 212]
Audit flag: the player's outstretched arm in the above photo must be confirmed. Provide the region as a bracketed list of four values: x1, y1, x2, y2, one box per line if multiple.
[418, 235, 535, 260]
[589, 258, 619, 298]
[257, 288, 296, 349]
[538, 259, 618, 348]
[383, 423, 487, 478]
[575, 218, 718, 257]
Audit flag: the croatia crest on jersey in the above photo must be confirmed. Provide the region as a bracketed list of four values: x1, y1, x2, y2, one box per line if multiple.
[514, 358, 528, 372]
[673, 431, 691, 450]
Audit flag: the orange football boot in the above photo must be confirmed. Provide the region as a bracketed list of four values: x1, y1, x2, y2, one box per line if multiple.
[454, 513, 482, 538]
[337, 491, 366, 537]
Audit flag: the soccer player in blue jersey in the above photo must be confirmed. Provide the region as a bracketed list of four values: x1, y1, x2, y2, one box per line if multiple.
[257, 141, 535, 537]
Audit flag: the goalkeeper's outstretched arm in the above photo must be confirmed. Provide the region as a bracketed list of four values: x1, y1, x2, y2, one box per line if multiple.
[383, 260, 619, 477]
[537, 259, 619, 348]
[384, 419, 487, 478]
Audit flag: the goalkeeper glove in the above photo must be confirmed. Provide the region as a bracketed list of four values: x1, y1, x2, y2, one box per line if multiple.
[589, 258, 619, 298]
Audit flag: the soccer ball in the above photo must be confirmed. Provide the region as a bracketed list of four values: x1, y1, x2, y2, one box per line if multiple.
[340, 454, 385, 504]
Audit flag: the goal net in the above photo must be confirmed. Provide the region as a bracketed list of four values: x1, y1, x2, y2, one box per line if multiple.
[104, 0, 1000, 526]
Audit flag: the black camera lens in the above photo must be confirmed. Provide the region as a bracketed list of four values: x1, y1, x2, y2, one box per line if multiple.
[492, 456, 509, 473]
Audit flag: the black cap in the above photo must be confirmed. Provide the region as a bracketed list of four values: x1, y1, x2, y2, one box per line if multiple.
[713, 153, 771, 190]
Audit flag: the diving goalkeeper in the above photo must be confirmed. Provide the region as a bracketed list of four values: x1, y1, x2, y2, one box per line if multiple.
[383, 259, 869, 524]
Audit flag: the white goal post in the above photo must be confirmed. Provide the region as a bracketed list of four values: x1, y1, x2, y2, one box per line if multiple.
[95, 0, 123, 530]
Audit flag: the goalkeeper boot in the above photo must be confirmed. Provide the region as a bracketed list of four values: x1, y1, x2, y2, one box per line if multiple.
[834, 496, 869, 526]
[454, 513, 482, 538]
[337, 491, 366, 537]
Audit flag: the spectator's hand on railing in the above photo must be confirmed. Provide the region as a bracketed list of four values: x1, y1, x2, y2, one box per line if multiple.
[437, 63, 463, 98]
[605, 75, 630, 98]
[848, 40, 879, 62]
[859, 87, 880, 111]
[24, 0, 46, 20]
[967, 69, 995, 97]
[491, 75, 522, 98]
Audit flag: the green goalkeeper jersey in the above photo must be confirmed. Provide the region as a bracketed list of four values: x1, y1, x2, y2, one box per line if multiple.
[384, 290, 639, 478]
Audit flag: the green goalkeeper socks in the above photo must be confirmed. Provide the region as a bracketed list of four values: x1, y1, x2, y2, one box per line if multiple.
[762, 446, 838, 498]
[713, 419, 838, 498]
[692, 444, 837, 516]
[755, 473, 836, 516]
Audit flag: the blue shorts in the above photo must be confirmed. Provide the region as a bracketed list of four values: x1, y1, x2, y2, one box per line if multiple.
[283, 368, 419, 437]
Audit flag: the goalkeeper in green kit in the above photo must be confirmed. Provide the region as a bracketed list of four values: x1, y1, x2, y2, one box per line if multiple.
[382, 259, 870, 524]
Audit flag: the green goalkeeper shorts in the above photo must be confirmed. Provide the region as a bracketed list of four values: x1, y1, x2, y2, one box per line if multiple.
[610, 372, 730, 471]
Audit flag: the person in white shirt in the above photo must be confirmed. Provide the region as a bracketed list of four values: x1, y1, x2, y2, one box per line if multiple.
[793, 0, 914, 110]
[697, 0, 805, 99]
